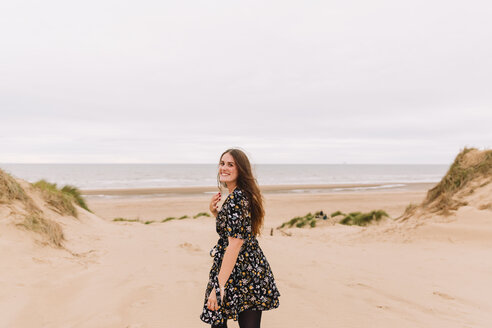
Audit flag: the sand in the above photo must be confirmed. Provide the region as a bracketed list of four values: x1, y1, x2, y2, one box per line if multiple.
[1, 184, 492, 328]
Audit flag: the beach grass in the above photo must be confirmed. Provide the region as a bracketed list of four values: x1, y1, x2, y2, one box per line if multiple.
[279, 209, 389, 229]
[33, 180, 92, 217]
[339, 210, 389, 226]
[113, 217, 140, 222]
[330, 210, 344, 218]
[423, 148, 491, 215]
[193, 212, 211, 218]
[278, 211, 326, 229]
[17, 213, 64, 247]
[60, 185, 91, 212]
[0, 169, 40, 213]
[0, 169, 28, 203]
[34, 180, 77, 217]
[113, 215, 201, 224]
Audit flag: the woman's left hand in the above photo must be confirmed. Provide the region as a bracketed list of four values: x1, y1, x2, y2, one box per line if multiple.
[219, 285, 225, 302]
[206, 289, 219, 311]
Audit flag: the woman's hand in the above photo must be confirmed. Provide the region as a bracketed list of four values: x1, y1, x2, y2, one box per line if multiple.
[207, 289, 220, 311]
[209, 192, 221, 217]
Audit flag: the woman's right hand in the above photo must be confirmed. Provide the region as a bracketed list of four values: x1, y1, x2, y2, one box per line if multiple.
[209, 192, 221, 217]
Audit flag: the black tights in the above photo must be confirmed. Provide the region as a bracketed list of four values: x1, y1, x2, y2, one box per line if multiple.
[211, 309, 262, 328]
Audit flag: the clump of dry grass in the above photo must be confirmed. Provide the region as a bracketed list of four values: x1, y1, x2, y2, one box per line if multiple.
[0, 169, 40, 213]
[17, 213, 64, 247]
[33, 180, 79, 217]
[479, 203, 492, 211]
[0, 169, 27, 203]
[399, 203, 418, 219]
[423, 148, 492, 215]
[1, 170, 66, 248]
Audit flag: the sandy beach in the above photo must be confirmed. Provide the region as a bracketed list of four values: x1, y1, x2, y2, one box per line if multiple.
[4, 0, 492, 325]
[2, 174, 491, 328]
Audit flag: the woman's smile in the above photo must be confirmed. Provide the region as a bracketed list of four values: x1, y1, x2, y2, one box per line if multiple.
[219, 153, 238, 185]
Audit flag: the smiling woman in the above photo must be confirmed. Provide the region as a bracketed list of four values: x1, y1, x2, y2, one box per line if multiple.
[200, 148, 281, 328]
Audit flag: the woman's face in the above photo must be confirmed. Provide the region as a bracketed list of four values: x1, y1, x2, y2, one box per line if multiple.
[219, 152, 239, 185]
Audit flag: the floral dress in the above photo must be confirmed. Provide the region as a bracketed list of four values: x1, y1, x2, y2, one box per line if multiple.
[200, 188, 281, 326]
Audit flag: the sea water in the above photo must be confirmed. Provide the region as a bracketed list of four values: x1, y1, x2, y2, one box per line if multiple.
[0, 164, 448, 190]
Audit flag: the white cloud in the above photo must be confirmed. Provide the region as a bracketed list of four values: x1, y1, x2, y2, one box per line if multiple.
[0, 0, 491, 163]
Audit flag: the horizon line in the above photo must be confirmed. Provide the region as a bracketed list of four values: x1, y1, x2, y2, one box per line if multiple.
[0, 162, 450, 165]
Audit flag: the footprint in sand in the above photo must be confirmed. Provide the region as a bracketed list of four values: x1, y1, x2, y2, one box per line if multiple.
[179, 242, 201, 252]
[433, 291, 455, 300]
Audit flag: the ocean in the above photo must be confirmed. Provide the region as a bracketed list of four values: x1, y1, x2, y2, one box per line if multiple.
[0, 164, 448, 190]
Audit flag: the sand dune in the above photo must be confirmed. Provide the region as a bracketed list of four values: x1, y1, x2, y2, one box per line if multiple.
[1, 149, 491, 328]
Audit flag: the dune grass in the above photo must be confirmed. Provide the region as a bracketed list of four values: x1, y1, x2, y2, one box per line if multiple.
[193, 212, 211, 218]
[338, 210, 389, 226]
[17, 213, 64, 247]
[278, 211, 326, 229]
[33, 180, 78, 217]
[330, 210, 344, 218]
[423, 148, 492, 214]
[279, 209, 389, 229]
[113, 217, 140, 222]
[1, 170, 64, 247]
[60, 185, 91, 212]
[113, 213, 209, 224]
[0, 170, 28, 203]
[0, 169, 40, 213]
[399, 203, 418, 219]
[479, 203, 492, 210]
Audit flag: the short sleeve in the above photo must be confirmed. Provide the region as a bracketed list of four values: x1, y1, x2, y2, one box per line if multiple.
[225, 190, 249, 239]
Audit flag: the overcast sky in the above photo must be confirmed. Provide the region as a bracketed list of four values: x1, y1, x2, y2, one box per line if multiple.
[1, 0, 491, 164]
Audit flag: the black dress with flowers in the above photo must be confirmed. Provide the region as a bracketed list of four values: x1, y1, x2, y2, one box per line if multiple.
[200, 188, 281, 326]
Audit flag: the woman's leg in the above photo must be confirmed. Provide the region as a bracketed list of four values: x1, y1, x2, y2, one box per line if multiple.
[238, 309, 262, 328]
[211, 320, 228, 328]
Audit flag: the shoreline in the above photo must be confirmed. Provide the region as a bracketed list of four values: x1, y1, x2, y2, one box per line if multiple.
[81, 182, 436, 197]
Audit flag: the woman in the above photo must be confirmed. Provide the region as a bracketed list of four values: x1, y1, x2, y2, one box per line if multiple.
[200, 148, 281, 328]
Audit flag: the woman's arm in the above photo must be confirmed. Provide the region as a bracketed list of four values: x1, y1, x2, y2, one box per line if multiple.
[217, 236, 244, 291]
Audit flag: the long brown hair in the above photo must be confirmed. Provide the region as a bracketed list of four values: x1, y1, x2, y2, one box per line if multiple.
[217, 148, 265, 236]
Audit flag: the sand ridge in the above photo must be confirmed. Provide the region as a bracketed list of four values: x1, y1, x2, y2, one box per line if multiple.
[1, 163, 491, 327]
